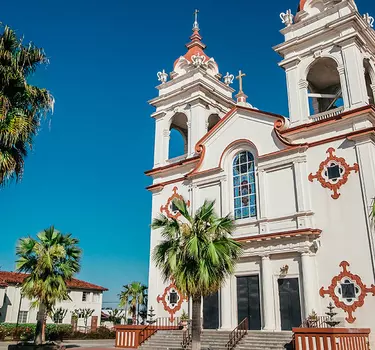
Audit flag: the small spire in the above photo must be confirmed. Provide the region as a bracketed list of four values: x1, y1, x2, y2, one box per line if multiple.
[193, 9, 200, 32]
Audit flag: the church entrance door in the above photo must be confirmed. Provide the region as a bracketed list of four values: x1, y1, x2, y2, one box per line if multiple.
[237, 275, 261, 330]
[203, 291, 219, 329]
[278, 278, 302, 330]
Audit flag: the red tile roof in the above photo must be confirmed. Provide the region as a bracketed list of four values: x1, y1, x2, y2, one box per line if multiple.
[0, 271, 108, 291]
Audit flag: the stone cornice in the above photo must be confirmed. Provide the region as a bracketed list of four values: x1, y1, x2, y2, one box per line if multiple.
[149, 80, 235, 110]
[236, 228, 321, 257]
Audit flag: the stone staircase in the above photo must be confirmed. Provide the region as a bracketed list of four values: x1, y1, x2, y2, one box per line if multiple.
[138, 329, 293, 350]
[236, 331, 293, 350]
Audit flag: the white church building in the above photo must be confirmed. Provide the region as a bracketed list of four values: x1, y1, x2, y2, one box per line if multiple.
[146, 0, 375, 337]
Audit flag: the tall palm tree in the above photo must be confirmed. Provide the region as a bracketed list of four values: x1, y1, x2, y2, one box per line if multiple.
[0, 25, 54, 186]
[119, 282, 147, 325]
[16, 226, 81, 345]
[152, 199, 242, 350]
[119, 284, 130, 324]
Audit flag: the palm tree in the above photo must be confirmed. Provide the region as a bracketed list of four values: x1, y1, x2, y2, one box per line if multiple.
[152, 199, 242, 350]
[16, 226, 81, 345]
[0, 25, 54, 186]
[119, 282, 147, 325]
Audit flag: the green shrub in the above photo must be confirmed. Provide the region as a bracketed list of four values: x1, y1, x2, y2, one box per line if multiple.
[0, 323, 115, 341]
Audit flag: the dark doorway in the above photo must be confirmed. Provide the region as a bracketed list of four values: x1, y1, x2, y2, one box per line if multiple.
[237, 275, 261, 330]
[203, 291, 219, 329]
[278, 278, 302, 330]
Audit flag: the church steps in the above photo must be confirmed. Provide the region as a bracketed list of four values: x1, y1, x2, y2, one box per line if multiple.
[138, 329, 293, 350]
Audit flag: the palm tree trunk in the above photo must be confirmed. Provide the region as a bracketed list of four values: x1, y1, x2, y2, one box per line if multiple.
[136, 296, 139, 325]
[191, 296, 202, 350]
[35, 303, 46, 345]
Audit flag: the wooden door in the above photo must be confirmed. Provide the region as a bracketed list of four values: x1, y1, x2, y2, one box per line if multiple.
[91, 316, 98, 332]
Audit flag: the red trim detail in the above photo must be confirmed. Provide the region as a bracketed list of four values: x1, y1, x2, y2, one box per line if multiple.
[235, 228, 321, 243]
[308, 148, 359, 199]
[160, 187, 190, 220]
[145, 156, 200, 176]
[320, 261, 375, 323]
[157, 281, 187, 322]
[146, 106, 375, 191]
[279, 105, 375, 136]
[299, 0, 307, 10]
[0, 271, 107, 291]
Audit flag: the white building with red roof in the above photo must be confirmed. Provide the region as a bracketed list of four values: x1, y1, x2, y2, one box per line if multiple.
[146, 0, 375, 344]
[0, 271, 107, 329]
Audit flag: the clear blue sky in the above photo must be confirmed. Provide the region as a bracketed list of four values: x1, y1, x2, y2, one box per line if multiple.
[1, 0, 373, 307]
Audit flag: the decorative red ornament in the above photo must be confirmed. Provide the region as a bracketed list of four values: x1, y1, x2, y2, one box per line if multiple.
[160, 187, 190, 220]
[157, 281, 187, 322]
[320, 261, 375, 323]
[308, 148, 359, 199]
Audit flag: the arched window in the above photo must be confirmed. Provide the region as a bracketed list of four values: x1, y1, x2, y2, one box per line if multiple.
[364, 59, 375, 105]
[169, 113, 188, 159]
[233, 151, 256, 220]
[207, 114, 220, 132]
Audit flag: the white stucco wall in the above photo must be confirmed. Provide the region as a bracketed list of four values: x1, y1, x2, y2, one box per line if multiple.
[0, 285, 103, 328]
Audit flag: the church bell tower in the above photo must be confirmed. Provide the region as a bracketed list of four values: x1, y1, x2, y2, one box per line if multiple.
[275, 0, 375, 126]
[149, 11, 235, 168]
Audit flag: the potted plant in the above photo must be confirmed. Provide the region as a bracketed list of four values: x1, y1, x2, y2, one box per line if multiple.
[307, 310, 318, 328]
[180, 310, 189, 331]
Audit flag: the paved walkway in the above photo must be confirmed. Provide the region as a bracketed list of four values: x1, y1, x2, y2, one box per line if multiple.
[0, 340, 120, 350]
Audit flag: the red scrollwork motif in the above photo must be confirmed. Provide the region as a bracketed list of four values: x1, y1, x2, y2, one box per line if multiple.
[157, 281, 187, 322]
[319, 261, 375, 323]
[308, 148, 359, 199]
[160, 187, 190, 220]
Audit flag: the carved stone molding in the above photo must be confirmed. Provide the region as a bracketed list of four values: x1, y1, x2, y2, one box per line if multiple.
[308, 148, 359, 199]
[320, 261, 375, 323]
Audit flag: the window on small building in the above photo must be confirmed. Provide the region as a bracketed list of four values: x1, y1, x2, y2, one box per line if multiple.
[93, 293, 100, 303]
[53, 313, 64, 324]
[18, 311, 28, 324]
[233, 151, 257, 220]
[82, 292, 89, 302]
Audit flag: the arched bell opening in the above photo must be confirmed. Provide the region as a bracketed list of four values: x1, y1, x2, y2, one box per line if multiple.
[364, 59, 375, 105]
[207, 114, 221, 132]
[307, 57, 344, 115]
[169, 113, 188, 160]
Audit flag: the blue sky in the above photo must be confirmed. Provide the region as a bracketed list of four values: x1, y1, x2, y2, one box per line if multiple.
[1, 0, 373, 307]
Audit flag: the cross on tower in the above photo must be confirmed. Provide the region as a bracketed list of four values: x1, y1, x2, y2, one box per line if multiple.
[236, 70, 246, 93]
[193, 9, 200, 31]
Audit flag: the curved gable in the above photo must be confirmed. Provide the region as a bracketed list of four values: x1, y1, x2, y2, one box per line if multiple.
[192, 107, 288, 175]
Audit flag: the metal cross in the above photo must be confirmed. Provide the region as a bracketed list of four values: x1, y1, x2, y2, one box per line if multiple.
[193, 9, 200, 31]
[236, 70, 246, 92]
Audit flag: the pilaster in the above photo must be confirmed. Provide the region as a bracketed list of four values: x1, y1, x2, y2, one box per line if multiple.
[261, 255, 276, 330]
[189, 103, 208, 156]
[341, 42, 369, 108]
[220, 278, 232, 330]
[301, 252, 319, 318]
[371, 84, 375, 101]
[284, 60, 308, 125]
[337, 65, 350, 109]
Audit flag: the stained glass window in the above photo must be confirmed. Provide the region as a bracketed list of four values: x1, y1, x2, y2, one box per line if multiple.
[233, 151, 257, 220]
